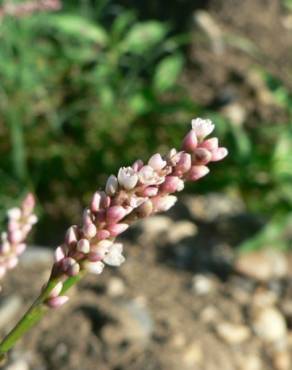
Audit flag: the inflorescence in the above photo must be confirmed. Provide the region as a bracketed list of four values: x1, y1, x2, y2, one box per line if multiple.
[46, 118, 228, 308]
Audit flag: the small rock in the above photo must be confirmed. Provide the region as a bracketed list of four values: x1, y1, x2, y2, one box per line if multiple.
[169, 333, 187, 348]
[273, 350, 291, 370]
[221, 102, 247, 126]
[215, 322, 251, 344]
[0, 296, 22, 330]
[252, 307, 287, 343]
[167, 221, 197, 243]
[200, 306, 219, 324]
[237, 355, 262, 370]
[183, 341, 203, 367]
[252, 288, 278, 308]
[235, 250, 288, 281]
[192, 274, 216, 295]
[107, 277, 125, 297]
[5, 359, 29, 370]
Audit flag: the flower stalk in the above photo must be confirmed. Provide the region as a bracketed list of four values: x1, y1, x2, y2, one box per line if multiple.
[0, 118, 228, 361]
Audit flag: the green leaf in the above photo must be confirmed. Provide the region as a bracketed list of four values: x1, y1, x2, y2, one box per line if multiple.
[46, 14, 108, 45]
[153, 54, 184, 93]
[122, 21, 168, 54]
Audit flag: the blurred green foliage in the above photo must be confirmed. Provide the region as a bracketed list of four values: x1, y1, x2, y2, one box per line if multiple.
[0, 1, 291, 250]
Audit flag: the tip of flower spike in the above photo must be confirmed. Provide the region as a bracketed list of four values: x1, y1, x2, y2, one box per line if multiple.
[191, 118, 215, 140]
[47, 295, 69, 308]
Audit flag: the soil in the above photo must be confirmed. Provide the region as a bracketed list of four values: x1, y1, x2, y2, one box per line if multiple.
[1, 194, 292, 370]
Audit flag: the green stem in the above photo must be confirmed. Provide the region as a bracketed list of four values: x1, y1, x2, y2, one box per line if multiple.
[0, 271, 85, 362]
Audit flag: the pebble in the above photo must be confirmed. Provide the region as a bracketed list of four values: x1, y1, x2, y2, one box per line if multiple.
[182, 341, 203, 367]
[252, 307, 287, 343]
[167, 221, 197, 243]
[192, 274, 216, 295]
[237, 355, 262, 370]
[235, 250, 288, 281]
[215, 322, 251, 344]
[200, 306, 220, 324]
[107, 277, 126, 297]
[5, 359, 29, 370]
[0, 296, 22, 330]
[273, 350, 291, 370]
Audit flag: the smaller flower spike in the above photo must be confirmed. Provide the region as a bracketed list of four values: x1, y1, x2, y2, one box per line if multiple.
[0, 193, 37, 286]
[49, 117, 228, 307]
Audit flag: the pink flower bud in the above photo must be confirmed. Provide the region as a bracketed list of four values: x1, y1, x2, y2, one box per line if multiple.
[106, 206, 127, 224]
[7, 207, 21, 221]
[88, 252, 103, 262]
[148, 153, 167, 171]
[132, 159, 144, 171]
[15, 243, 26, 256]
[161, 176, 184, 193]
[9, 229, 23, 244]
[65, 225, 78, 246]
[99, 191, 111, 208]
[152, 195, 177, 212]
[8, 220, 19, 232]
[54, 245, 66, 262]
[90, 192, 102, 212]
[191, 118, 214, 140]
[22, 193, 35, 215]
[118, 167, 138, 190]
[107, 223, 129, 237]
[139, 165, 164, 185]
[175, 152, 192, 175]
[85, 261, 104, 274]
[140, 186, 159, 197]
[187, 165, 210, 181]
[0, 241, 11, 254]
[76, 239, 90, 253]
[49, 281, 63, 298]
[192, 148, 212, 165]
[27, 214, 38, 225]
[96, 229, 110, 240]
[182, 130, 198, 152]
[105, 175, 118, 196]
[211, 147, 228, 161]
[200, 137, 218, 151]
[47, 295, 69, 308]
[82, 223, 97, 239]
[6, 257, 18, 270]
[61, 257, 80, 276]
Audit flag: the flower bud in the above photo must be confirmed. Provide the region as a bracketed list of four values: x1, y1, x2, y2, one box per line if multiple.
[85, 261, 104, 274]
[182, 130, 198, 152]
[132, 159, 144, 172]
[54, 245, 66, 262]
[175, 152, 192, 175]
[65, 225, 78, 246]
[9, 229, 23, 244]
[77, 238, 90, 253]
[22, 193, 35, 215]
[211, 147, 228, 161]
[191, 118, 214, 140]
[187, 165, 210, 181]
[200, 137, 218, 151]
[96, 229, 110, 240]
[7, 207, 21, 221]
[192, 148, 212, 165]
[47, 295, 69, 308]
[107, 223, 129, 237]
[118, 167, 138, 190]
[105, 175, 118, 196]
[161, 176, 184, 193]
[106, 206, 127, 224]
[91, 192, 102, 212]
[82, 223, 97, 239]
[140, 186, 158, 197]
[148, 153, 167, 171]
[152, 195, 177, 212]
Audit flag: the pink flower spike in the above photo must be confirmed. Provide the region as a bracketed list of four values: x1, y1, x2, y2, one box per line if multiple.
[107, 223, 129, 237]
[106, 206, 127, 224]
[49, 281, 63, 298]
[191, 118, 215, 140]
[47, 295, 69, 309]
[211, 147, 228, 161]
[188, 165, 210, 181]
[148, 153, 167, 171]
[91, 192, 102, 212]
[200, 137, 219, 151]
[182, 130, 198, 152]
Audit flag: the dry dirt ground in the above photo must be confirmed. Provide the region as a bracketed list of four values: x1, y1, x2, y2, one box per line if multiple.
[1, 194, 292, 370]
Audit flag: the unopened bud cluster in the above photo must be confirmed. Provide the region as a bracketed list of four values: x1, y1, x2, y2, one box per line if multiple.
[0, 193, 37, 282]
[47, 118, 228, 308]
